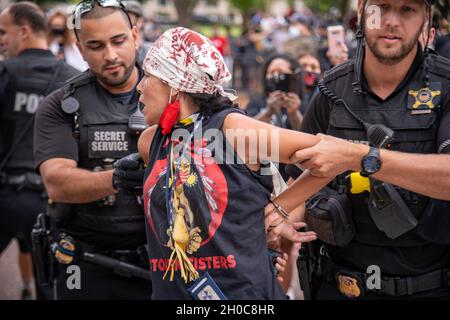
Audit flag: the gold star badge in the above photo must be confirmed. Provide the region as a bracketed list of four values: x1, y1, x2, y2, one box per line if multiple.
[408, 87, 441, 110]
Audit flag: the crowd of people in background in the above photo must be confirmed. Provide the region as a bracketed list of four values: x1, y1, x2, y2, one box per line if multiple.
[0, 0, 449, 300]
[2, 2, 449, 98]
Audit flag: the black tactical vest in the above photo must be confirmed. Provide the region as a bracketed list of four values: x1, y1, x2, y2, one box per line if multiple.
[59, 71, 146, 244]
[321, 53, 450, 247]
[0, 49, 78, 172]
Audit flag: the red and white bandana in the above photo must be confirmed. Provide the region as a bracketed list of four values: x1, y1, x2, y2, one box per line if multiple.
[143, 27, 237, 101]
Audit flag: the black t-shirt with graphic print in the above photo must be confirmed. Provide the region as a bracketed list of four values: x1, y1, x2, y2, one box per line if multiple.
[143, 108, 287, 300]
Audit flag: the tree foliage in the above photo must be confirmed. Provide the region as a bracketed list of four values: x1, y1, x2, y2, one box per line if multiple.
[229, 0, 267, 27]
[172, 0, 199, 27]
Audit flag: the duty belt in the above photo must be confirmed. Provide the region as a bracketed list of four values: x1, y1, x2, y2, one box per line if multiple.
[52, 233, 151, 281]
[324, 259, 450, 297]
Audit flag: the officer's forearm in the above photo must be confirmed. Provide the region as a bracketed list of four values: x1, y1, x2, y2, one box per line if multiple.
[348, 146, 450, 200]
[376, 152, 450, 200]
[41, 161, 116, 203]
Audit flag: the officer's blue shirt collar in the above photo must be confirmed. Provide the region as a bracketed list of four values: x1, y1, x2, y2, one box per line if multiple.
[109, 90, 135, 105]
[361, 43, 424, 102]
[106, 62, 144, 105]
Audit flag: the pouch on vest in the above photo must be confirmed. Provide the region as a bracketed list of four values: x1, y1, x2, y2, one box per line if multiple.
[417, 199, 450, 245]
[368, 179, 418, 239]
[305, 188, 355, 247]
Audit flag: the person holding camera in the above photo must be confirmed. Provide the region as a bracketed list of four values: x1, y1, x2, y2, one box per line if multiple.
[246, 54, 303, 180]
[246, 54, 303, 132]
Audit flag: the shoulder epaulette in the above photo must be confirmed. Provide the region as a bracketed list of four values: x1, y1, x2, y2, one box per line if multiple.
[62, 70, 95, 98]
[64, 70, 95, 88]
[322, 59, 355, 84]
[426, 54, 450, 80]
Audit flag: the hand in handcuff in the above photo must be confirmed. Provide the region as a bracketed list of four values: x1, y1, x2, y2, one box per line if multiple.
[264, 200, 316, 284]
[264, 201, 316, 244]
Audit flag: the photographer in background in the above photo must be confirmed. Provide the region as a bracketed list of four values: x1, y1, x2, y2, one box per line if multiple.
[284, 37, 323, 115]
[246, 54, 303, 131]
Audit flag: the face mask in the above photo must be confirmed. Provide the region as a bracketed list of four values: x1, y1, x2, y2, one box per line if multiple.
[51, 28, 66, 36]
[303, 72, 320, 88]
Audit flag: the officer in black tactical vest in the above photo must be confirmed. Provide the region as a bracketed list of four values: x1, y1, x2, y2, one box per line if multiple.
[279, 0, 450, 299]
[0, 2, 79, 299]
[33, 0, 151, 299]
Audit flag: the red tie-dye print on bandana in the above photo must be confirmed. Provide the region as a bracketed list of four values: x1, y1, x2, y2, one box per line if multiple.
[143, 27, 237, 101]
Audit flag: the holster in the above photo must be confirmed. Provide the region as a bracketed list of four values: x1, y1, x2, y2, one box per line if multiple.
[31, 213, 55, 286]
[368, 179, 418, 239]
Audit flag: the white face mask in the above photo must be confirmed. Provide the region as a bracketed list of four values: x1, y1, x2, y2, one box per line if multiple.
[289, 26, 300, 38]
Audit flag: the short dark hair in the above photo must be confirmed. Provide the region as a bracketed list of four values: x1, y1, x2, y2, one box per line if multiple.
[8, 1, 47, 34]
[188, 93, 239, 115]
[74, 2, 132, 39]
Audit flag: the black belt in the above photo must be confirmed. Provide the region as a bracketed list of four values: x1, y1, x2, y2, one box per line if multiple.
[375, 268, 450, 296]
[0, 172, 45, 192]
[325, 259, 450, 297]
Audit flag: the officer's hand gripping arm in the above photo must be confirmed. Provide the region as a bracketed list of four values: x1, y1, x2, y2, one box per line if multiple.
[112, 153, 145, 196]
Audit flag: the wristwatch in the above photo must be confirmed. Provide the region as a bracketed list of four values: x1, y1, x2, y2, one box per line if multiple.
[360, 147, 382, 177]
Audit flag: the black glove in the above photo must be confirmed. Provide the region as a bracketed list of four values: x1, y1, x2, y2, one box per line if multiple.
[112, 153, 145, 196]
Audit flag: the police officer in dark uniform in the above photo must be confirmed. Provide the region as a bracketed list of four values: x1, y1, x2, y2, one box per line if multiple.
[0, 2, 79, 299]
[281, 0, 450, 299]
[33, 0, 151, 299]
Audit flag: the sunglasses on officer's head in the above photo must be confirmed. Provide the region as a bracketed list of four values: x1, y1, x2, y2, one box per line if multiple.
[72, 0, 132, 36]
